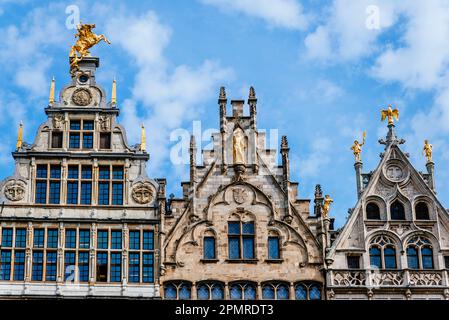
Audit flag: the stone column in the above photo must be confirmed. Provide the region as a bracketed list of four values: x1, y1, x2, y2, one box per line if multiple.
[191, 282, 197, 300]
[354, 161, 363, 198]
[289, 282, 295, 300]
[426, 161, 435, 191]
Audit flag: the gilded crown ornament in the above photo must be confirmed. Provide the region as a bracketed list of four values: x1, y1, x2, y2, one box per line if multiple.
[69, 22, 111, 75]
[351, 131, 366, 162]
[423, 139, 433, 162]
[381, 105, 399, 125]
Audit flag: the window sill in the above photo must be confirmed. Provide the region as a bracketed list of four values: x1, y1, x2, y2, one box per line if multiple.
[265, 259, 284, 263]
[200, 259, 219, 263]
[225, 259, 259, 264]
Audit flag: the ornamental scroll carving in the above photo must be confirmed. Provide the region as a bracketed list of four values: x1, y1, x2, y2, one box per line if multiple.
[132, 182, 154, 204]
[4, 180, 26, 201]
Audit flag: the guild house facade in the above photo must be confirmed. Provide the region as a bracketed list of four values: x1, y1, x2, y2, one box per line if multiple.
[0, 23, 449, 300]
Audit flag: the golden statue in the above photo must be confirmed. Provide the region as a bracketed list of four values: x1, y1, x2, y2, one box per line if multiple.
[423, 139, 433, 162]
[351, 131, 366, 162]
[233, 129, 246, 165]
[381, 105, 399, 125]
[16, 121, 23, 150]
[69, 23, 111, 74]
[322, 194, 333, 217]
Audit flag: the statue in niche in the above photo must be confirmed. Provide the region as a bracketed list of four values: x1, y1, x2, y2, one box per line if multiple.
[233, 128, 246, 165]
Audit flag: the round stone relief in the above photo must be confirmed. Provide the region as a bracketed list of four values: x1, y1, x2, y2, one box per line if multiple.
[132, 182, 154, 204]
[4, 180, 26, 201]
[71, 88, 92, 106]
[385, 165, 404, 182]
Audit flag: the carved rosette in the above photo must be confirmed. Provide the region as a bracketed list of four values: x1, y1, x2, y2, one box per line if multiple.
[131, 182, 154, 204]
[232, 187, 248, 204]
[71, 88, 92, 106]
[3, 180, 26, 201]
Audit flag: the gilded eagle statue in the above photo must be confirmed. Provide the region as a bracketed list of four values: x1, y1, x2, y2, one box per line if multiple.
[69, 22, 111, 75]
[381, 105, 399, 125]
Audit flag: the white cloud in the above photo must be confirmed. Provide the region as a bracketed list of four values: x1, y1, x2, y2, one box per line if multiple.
[200, 0, 308, 30]
[105, 10, 234, 173]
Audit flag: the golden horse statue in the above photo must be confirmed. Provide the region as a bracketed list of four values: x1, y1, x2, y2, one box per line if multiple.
[69, 23, 111, 74]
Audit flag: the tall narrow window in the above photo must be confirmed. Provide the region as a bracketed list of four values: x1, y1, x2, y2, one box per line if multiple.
[366, 202, 380, 220]
[82, 120, 94, 149]
[97, 165, 124, 205]
[96, 252, 108, 282]
[35, 164, 61, 204]
[390, 200, 405, 220]
[81, 165, 92, 205]
[35, 165, 47, 204]
[369, 247, 381, 268]
[110, 253, 122, 282]
[268, 236, 280, 260]
[204, 236, 216, 260]
[67, 165, 79, 204]
[31, 228, 57, 282]
[51, 132, 63, 148]
[228, 221, 255, 260]
[100, 133, 111, 149]
[415, 202, 430, 220]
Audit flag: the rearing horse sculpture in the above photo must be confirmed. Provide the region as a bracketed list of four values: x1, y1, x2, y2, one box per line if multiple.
[69, 23, 111, 75]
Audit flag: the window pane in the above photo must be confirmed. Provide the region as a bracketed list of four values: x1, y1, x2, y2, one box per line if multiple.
[33, 229, 45, 248]
[32, 251, 44, 281]
[69, 133, 80, 148]
[197, 284, 209, 300]
[97, 230, 108, 249]
[262, 285, 275, 299]
[204, 237, 216, 260]
[268, 237, 280, 259]
[110, 253, 122, 282]
[112, 182, 123, 205]
[96, 252, 108, 282]
[50, 165, 61, 179]
[35, 181, 47, 204]
[243, 238, 254, 259]
[80, 182, 92, 205]
[391, 201, 405, 220]
[422, 247, 434, 269]
[83, 120, 94, 130]
[45, 252, 57, 281]
[79, 230, 90, 249]
[129, 253, 140, 283]
[129, 231, 140, 250]
[112, 166, 124, 180]
[179, 284, 191, 299]
[165, 284, 177, 299]
[83, 133, 93, 149]
[111, 231, 122, 249]
[1, 228, 13, 247]
[369, 247, 381, 268]
[407, 247, 419, 269]
[47, 229, 58, 248]
[347, 256, 360, 269]
[64, 252, 76, 280]
[98, 182, 109, 205]
[142, 253, 154, 283]
[51, 132, 63, 148]
[100, 133, 111, 149]
[295, 284, 307, 300]
[15, 229, 26, 248]
[36, 165, 47, 178]
[228, 222, 240, 235]
[79, 252, 89, 282]
[0, 250, 11, 280]
[277, 284, 289, 300]
[211, 284, 224, 300]
[70, 120, 81, 130]
[230, 284, 242, 300]
[244, 284, 256, 300]
[81, 166, 92, 179]
[65, 229, 76, 248]
[143, 231, 154, 250]
[242, 222, 254, 234]
[67, 181, 78, 204]
[384, 247, 397, 269]
[309, 285, 322, 300]
[99, 166, 110, 179]
[68, 165, 79, 179]
[49, 181, 60, 204]
[229, 238, 240, 259]
[13, 251, 25, 281]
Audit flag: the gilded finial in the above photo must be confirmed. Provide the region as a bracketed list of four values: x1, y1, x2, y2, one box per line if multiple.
[140, 123, 146, 152]
[351, 131, 366, 162]
[423, 139, 433, 162]
[16, 121, 23, 150]
[249, 86, 256, 100]
[381, 105, 399, 125]
[219, 86, 226, 100]
[322, 194, 333, 218]
[49, 77, 55, 104]
[111, 78, 117, 105]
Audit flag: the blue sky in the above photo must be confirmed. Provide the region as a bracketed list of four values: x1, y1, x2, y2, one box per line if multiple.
[1, 0, 449, 227]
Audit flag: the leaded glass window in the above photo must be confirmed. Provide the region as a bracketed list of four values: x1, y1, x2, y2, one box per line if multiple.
[268, 236, 280, 259]
[204, 236, 216, 260]
[228, 220, 255, 260]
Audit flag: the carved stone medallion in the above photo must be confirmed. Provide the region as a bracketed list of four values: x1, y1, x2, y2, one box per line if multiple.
[386, 165, 403, 181]
[71, 88, 92, 106]
[4, 180, 26, 201]
[132, 182, 154, 204]
[232, 187, 248, 204]
[52, 114, 65, 130]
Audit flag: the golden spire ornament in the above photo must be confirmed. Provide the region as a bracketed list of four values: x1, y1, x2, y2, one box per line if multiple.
[140, 123, 146, 152]
[351, 130, 366, 162]
[111, 78, 117, 105]
[423, 139, 433, 162]
[381, 105, 399, 125]
[16, 121, 23, 150]
[49, 77, 55, 104]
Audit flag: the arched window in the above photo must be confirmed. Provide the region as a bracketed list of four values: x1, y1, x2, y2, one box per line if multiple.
[228, 220, 255, 260]
[229, 282, 256, 300]
[366, 202, 380, 220]
[164, 281, 192, 300]
[294, 282, 322, 300]
[268, 231, 280, 260]
[197, 282, 224, 300]
[203, 235, 216, 260]
[369, 235, 397, 269]
[261, 282, 289, 300]
[390, 200, 405, 220]
[407, 236, 434, 269]
[415, 202, 430, 220]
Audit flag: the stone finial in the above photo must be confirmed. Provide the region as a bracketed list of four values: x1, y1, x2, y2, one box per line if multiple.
[219, 86, 226, 100]
[111, 78, 117, 105]
[190, 135, 196, 149]
[16, 121, 23, 150]
[314, 184, 322, 199]
[281, 135, 289, 149]
[49, 77, 55, 104]
[249, 86, 256, 100]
